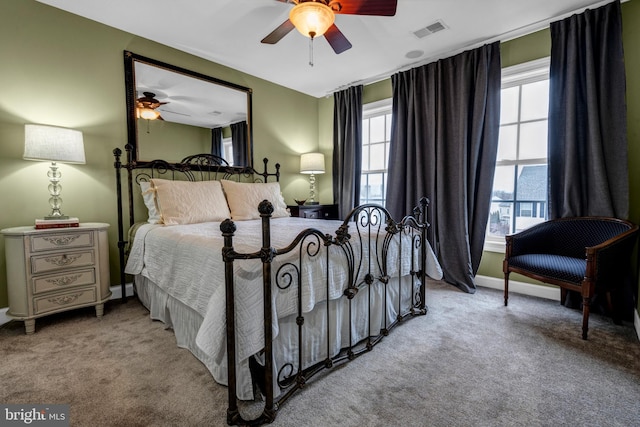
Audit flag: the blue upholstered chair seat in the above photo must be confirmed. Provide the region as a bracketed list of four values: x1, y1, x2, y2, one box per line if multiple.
[508, 254, 586, 284]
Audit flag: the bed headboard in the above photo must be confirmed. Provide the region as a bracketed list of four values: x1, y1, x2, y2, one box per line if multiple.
[113, 143, 280, 299]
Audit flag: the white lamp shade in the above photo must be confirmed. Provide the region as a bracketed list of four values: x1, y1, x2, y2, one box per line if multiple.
[24, 124, 86, 164]
[300, 152, 325, 174]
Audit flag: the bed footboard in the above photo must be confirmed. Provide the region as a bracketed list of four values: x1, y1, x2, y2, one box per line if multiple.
[221, 198, 431, 426]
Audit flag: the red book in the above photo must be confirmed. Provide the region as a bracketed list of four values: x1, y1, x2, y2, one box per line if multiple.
[34, 217, 80, 229]
[35, 222, 80, 230]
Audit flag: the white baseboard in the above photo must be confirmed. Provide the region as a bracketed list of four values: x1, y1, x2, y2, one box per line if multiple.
[476, 274, 640, 340]
[0, 307, 9, 327]
[475, 274, 561, 301]
[109, 283, 135, 300]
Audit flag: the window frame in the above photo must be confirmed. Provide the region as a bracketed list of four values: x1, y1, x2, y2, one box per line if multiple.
[360, 98, 392, 206]
[222, 136, 233, 166]
[485, 57, 550, 253]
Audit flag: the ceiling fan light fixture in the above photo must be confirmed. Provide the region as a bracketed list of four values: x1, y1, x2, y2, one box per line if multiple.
[138, 107, 161, 120]
[289, 2, 335, 39]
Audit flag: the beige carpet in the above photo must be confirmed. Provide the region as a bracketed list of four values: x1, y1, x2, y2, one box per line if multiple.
[1, 280, 639, 427]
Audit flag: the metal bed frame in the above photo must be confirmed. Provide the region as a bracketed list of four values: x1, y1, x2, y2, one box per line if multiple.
[113, 145, 431, 425]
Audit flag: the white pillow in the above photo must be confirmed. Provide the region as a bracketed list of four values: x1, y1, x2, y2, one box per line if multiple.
[150, 179, 231, 225]
[221, 180, 289, 221]
[139, 181, 161, 224]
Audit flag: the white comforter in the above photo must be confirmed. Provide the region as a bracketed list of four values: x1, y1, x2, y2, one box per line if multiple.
[125, 217, 442, 386]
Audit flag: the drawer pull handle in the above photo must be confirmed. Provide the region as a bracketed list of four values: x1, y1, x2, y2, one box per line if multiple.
[42, 235, 80, 246]
[46, 274, 81, 287]
[44, 254, 81, 267]
[47, 293, 81, 306]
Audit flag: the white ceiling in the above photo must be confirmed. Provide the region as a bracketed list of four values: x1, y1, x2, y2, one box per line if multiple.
[38, 0, 612, 98]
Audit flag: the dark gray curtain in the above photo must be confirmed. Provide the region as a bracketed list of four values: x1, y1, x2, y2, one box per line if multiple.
[386, 42, 501, 293]
[548, 0, 628, 219]
[231, 121, 248, 166]
[333, 85, 363, 218]
[211, 127, 223, 158]
[549, 1, 631, 317]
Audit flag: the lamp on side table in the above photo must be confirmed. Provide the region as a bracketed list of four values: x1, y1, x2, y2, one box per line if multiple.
[23, 124, 85, 220]
[300, 152, 325, 205]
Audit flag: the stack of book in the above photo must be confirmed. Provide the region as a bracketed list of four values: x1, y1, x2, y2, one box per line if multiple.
[35, 217, 80, 230]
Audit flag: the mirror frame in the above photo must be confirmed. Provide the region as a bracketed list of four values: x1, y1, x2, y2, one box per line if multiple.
[123, 50, 253, 168]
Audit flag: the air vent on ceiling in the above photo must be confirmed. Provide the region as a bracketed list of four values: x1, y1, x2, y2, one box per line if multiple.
[413, 20, 447, 39]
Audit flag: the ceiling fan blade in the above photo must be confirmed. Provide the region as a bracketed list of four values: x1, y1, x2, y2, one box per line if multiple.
[324, 24, 352, 54]
[261, 19, 296, 44]
[333, 0, 397, 16]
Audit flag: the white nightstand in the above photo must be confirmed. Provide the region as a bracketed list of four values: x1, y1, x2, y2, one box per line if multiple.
[1, 222, 111, 334]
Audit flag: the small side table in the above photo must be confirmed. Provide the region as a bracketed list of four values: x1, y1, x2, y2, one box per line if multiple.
[1, 222, 111, 334]
[288, 204, 339, 220]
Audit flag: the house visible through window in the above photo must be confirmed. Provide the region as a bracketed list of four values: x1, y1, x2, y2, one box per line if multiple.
[486, 57, 550, 250]
[360, 99, 392, 206]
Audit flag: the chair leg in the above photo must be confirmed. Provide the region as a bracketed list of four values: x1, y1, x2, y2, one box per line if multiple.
[581, 296, 590, 340]
[504, 273, 509, 306]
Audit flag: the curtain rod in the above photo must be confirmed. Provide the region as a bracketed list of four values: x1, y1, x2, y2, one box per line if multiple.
[325, 0, 623, 97]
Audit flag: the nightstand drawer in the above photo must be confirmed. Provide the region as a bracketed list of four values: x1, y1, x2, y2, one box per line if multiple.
[288, 204, 339, 220]
[31, 249, 95, 274]
[29, 230, 94, 253]
[302, 209, 320, 219]
[32, 268, 96, 295]
[33, 287, 97, 315]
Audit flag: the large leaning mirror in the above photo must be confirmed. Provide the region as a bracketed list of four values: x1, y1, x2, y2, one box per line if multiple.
[124, 51, 253, 167]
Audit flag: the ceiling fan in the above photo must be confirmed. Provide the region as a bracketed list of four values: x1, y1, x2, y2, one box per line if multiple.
[261, 0, 398, 55]
[136, 92, 168, 121]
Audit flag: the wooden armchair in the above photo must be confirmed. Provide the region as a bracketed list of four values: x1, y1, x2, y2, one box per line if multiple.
[503, 217, 638, 339]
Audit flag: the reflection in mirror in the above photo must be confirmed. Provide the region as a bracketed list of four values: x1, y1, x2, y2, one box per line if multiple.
[124, 51, 253, 167]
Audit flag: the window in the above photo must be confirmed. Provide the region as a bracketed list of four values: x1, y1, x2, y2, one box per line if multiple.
[222, 137, 233, 166]
[486, 58, 550, 251]
[360, 99, 392, 206]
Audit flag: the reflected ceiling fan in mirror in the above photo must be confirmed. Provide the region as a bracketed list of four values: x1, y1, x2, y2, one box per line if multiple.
[136, 92, 167, 121]
[262, 0, 397, 65]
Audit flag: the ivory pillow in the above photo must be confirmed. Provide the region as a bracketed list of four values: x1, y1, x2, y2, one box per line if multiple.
[150, 179, 231, 225]
[221, 180, 289, 220]
[139, 181, 161, 224]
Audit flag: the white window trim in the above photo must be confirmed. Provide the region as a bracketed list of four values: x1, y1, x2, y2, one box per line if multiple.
[222, 136, 233, 166]
[484, 57, 550, 253]
[501, 57, 550, 88]
[361, 99, 392, 206]
[363, 98, 392, 117]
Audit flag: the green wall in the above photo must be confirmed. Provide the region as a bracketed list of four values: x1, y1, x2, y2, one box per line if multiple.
[0, 0, 322, 307]
[137, 120, 212, 163]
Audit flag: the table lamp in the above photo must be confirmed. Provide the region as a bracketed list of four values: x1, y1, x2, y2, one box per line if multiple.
[300, 152, 325, 205]
[23, 124, 86, 220]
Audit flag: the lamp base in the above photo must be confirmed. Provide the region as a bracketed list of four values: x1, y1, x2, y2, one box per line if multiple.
[44, 215, 70, 220]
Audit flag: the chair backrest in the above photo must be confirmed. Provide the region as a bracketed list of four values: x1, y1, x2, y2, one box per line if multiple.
[536, 217, 632, 258]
